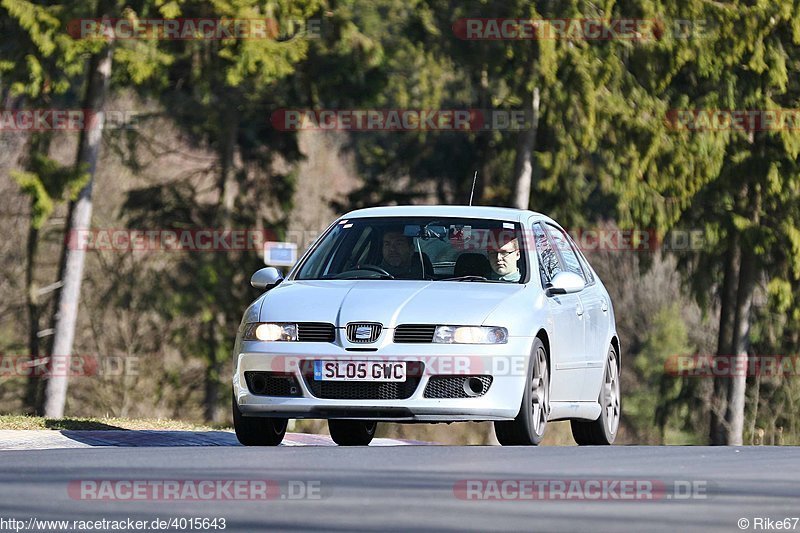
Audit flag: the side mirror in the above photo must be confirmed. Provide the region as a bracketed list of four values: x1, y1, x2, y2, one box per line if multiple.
[251, 267, 284, 290]
[545, 271, 585, 296]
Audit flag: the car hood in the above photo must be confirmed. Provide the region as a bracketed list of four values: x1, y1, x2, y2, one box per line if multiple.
[258, 280, 524, 327]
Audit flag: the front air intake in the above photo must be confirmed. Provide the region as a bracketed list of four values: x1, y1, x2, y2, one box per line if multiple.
[394, 324, 436, 343]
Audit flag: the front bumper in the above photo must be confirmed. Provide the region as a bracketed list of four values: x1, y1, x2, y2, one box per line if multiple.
[233, 337, 533, 421]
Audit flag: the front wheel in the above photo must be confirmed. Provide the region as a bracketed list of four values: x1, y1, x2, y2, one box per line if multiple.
[328, 419, 377, 446]
[571, 345, 620, 445]
[232, 393, 288, 446]
[494, 337, 550, 445]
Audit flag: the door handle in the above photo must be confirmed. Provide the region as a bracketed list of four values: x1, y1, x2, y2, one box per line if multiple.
[576, 305, 584, 317]
[601, 299, 608, 313]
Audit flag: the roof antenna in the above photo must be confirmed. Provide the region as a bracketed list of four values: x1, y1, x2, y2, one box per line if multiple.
[469, 170, 478, 206]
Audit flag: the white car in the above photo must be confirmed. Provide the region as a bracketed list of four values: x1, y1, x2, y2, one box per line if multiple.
[232, 206, 620, 446]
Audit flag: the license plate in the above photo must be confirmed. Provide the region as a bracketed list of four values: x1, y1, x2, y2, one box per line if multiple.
[313, 360, 406, 382]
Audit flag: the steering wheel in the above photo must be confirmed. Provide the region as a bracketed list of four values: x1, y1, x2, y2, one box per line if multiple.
[355, 264, 394, 278]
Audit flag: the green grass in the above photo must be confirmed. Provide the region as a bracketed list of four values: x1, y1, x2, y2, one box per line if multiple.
[0, 415, 229, 432]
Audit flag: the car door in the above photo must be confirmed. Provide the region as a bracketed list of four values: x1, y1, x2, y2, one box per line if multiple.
[531, 222, 586, 403]
[561, 230, 609, 401]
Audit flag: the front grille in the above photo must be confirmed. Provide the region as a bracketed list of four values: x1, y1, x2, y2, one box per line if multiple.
[346, 322, 382, 343]
[297, 322, 335, 342]
[300, 360, 424, 400]
[423, 375, 493, 398]
[244, 371, 302, 397]
[394, 324, 437, 343]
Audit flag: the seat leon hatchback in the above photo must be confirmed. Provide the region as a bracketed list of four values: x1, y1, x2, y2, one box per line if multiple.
[232, 206, 620, 446]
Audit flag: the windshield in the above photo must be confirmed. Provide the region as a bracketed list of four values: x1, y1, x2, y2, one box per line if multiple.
[294, 217, 527, 283]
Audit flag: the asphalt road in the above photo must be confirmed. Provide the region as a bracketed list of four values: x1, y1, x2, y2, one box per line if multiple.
[1, 446, 798, 532]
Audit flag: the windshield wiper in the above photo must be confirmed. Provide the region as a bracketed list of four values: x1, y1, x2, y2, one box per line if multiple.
[327, 274, 395, 280]
[439, 275, 500, 282]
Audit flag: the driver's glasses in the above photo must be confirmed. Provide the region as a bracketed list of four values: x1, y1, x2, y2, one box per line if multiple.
[489, 249, 518, 259]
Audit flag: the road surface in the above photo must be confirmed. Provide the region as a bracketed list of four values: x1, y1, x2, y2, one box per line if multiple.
[1, 442, 798, 532]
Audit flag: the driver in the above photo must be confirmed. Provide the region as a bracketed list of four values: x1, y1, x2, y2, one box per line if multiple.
[380, 231, 414, 277]
[488, 231, 521, 282]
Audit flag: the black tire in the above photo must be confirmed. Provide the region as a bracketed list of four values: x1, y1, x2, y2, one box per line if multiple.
[494, 337, 550, 446]
[328, 419, 377, 446]
[232, 393, 288, 446]
[571, 345, 620, 445]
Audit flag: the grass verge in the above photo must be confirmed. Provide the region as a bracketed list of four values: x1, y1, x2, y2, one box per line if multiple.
[0, 415, 227, 432]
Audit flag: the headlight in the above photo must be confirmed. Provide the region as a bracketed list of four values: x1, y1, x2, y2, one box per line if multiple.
[433, 326, 508, 344]
[242, 322, 298, 341]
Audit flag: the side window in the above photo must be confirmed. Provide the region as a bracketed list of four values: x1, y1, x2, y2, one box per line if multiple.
[546, 224, 587, 281]
[532, 223, 561, 286]
[574, 245, 595, 285]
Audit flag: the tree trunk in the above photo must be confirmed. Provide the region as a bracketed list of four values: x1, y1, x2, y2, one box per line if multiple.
[43, 43, 113, 418]
[511, 86, 540, 210]
[720, 185, 760, 445]
[724, 242, 756, 445]
[24, 223, 43, 413]
[204, 319, 222, 423]
[709, 232, 739, 444]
